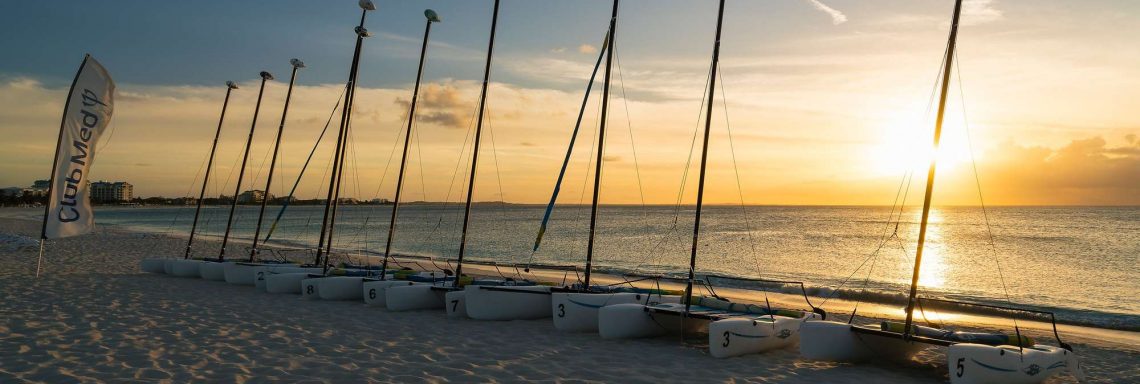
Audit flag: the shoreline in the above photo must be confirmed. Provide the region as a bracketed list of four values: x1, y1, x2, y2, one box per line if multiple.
[2, 216, 1134, 382]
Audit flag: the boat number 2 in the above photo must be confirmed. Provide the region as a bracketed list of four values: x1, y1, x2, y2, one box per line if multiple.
[722, 331, 730, 347]
[256, 272, 264, 281]
[956, 358, 965, 377]
[451, 300, 459, 312]
[368, 289, 376, 300]
[557, 304, 565, 317]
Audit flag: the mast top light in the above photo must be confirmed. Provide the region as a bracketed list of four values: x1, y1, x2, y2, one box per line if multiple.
[226, 81, 239, 89]
[425, 9, 441, 22]
[359, 0, 376, 11]
[290, 58, 306, 69]
[259, 71, 274, 81]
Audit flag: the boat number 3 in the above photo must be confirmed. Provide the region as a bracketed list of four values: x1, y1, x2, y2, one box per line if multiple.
[722, 331, 730, 347]
[368, 289, 376, 300]
[557, 304, 565, 317]
[306, 285, 314, 295]
[451, 300, 459, 312]
[956, 358, 965, 377]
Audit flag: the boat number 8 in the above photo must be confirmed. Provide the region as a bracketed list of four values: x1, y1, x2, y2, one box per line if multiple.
[557, 304, 565, 317]
[956, 358, 965, 377]
[723, 331, 730, 347]
[306, 285, 314, 295]
[368, 289, 376, 300]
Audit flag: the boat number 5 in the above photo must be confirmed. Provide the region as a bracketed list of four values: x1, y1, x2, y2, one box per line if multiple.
[368, 289, 376, 300]
[722, 331, 730, 347]
[956, 358, 965, 377]
[557, 304, 565, 317]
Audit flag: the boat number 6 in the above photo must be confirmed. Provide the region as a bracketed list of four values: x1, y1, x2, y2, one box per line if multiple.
[557, 304, 565, 317]
[306, 285, 314, 295]
[368, 289, 376, 300]
[722, 331, 730, 347]
[956, 358, 965, 377]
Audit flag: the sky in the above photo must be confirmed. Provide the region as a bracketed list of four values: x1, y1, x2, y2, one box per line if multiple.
[1, 0, 1137, 206]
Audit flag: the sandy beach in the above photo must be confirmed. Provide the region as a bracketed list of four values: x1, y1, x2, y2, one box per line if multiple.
[1, 215, 1134, 383]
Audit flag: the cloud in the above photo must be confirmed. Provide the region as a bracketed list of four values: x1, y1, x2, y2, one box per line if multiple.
[577, 44, 598, 54]
[394, 82, 470, 129]
[950, 136, 1140, 205]
[550, 47, 566, 54]
[962, 0, 1004, 25]
[804, 0, 847, 25]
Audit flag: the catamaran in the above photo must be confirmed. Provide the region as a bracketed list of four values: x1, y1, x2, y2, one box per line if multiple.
[596, 0, 824, 359]
[140, 80, 238, 276]
[798, 1, 1085, 382]
[198, 70, 275, 281]
[265, 0, 379, 295]
[223, 59, 308, 286]
[384, 0, 541, 314]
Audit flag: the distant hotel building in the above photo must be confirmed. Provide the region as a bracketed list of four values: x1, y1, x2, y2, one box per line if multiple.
[237, 190, 273, 204]
[90, 181, 133, 203]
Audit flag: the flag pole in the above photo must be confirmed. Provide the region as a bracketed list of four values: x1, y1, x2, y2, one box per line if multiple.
[37, 54, 91, 277]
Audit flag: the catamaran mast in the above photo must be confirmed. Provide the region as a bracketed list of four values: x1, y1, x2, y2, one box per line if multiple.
[453, 0, 500, 287]
[315, 0, 375, 269]
[380, 9, 441, 279]
[583, 0, 619, 288]
[902, 0, 963, 337]
[184, 81, 238, 259]
[684, 0, 726, 313]
[249, 59, 305, 262]
[219, 71, 274, 261]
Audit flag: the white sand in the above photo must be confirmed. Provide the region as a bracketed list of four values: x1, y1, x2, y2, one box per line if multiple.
[1, 215, 1131, 383]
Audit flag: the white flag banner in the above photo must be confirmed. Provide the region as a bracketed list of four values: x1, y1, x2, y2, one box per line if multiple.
[43, 54, 115, 239]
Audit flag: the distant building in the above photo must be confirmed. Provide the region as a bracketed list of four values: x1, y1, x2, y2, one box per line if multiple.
[90, 181, 133, 203]
[0, 187, 27, 197]
[369, 198, 391, 204]
[237, 190, 273, 204]
[31, 180, 50, 195]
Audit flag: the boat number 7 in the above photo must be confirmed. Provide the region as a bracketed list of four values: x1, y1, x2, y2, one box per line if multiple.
[722, 331, 730, 347]
[956, 358, 965, 377]
[557, 304, 565, 317]
[451, 300, 459, 312]
[368, 289, 376, 300]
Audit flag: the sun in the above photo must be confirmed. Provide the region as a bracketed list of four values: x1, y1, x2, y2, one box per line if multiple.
[866, 114, 978, 177]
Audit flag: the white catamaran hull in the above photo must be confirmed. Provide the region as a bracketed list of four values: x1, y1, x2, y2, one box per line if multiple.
[198, 261, 230, 281]
[799, 320, 927, 362]
[265, 272, 312, 294]
[318, 276, 366, 300]
[598, 303, 677, 339]
[465, 285, 553, 321]
[169, 259, 206, 278]
[552, 292, 674, 333]
[363, 280, 419, 307]
[301, 277, 323, 299]
[140, 259, 167, 274]
[948, 343, 1082, 384]
[223, 263, 260, 285]
[708, 314, 818, 358]
[386, 284, 446, 311]
[255, 267, 320, 292]
[445, 290, 467, 318]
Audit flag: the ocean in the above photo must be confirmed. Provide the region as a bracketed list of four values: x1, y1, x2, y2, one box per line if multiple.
[89, 204, 1139, 332]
